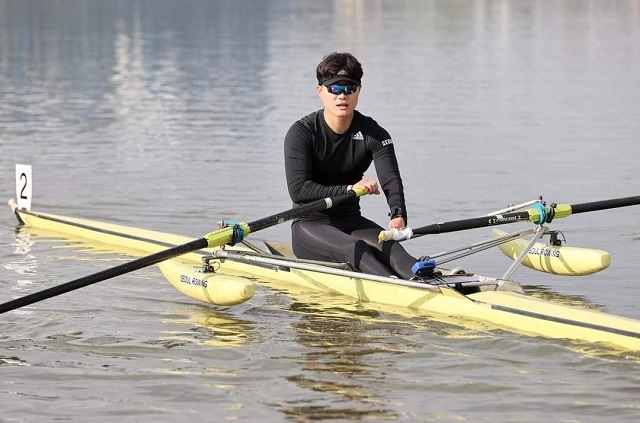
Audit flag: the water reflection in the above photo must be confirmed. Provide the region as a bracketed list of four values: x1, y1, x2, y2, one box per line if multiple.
[0, 0, 271, 142]
[3, 231, 38, 286]
[272, 296, 520, 420]
[279, 300, 409, 421]
[163, 306, 257, 349]
[524, 284, 606, 311]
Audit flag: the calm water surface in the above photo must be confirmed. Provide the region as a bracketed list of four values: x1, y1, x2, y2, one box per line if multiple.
[1, 0, 640, 421]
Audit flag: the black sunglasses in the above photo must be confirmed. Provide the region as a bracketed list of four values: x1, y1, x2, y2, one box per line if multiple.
[326, 84, 359, 95]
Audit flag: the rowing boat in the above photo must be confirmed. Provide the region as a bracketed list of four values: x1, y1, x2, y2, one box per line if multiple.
[7, 164, 640, 351]
[8, 203, 640, 351]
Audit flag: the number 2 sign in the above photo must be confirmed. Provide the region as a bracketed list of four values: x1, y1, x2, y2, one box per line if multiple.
[15, 164, 32, 211]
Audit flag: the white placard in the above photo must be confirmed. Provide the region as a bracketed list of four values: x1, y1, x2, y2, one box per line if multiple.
[15, 164, 32, 211]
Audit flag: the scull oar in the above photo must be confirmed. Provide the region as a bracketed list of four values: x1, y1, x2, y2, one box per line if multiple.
[0, 189, 366, 314]
[380, 195, 640, 241]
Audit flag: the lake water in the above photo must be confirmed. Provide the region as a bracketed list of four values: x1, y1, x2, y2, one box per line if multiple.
[1, 0, 640, 421]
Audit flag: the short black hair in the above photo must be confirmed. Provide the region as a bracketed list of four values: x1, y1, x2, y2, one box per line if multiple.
[316, 52, 363, 86]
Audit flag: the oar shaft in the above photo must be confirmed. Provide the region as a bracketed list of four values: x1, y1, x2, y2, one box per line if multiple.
[201, 190, 363, 247]
[412, 211, 531, 236]
[0, 238, 208, 314]
[248, 190, 359, 233]
[570, 195, 640, 214]
[411, 194, 640, 238]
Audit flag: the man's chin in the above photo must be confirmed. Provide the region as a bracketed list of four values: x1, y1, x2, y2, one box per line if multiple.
[332, 108, 353, 117]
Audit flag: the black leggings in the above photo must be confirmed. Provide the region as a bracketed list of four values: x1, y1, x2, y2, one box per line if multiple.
[291, 215, 417, 280]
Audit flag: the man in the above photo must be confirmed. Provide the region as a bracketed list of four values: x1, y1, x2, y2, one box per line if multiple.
[283, 52, 417, 279]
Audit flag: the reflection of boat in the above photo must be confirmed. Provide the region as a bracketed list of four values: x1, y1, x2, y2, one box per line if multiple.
[8, 205, 640, 351]
[162, 307, 257, 349]
[284, 304, 401, 421]
[4, 231, 38, 276]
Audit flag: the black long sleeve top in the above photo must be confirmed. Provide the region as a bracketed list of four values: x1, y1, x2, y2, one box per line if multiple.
[284, 109, 407, 222]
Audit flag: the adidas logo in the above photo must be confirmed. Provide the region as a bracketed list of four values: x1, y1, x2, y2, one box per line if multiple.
[352, 131, 364, 141]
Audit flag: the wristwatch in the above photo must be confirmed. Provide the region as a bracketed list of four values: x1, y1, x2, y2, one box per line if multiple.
[389, 207, 404, 220]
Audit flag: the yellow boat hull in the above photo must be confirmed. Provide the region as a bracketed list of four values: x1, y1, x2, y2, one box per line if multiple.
[10, 207, 640, 351]
[493, 229, 611, 276]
